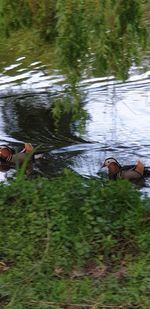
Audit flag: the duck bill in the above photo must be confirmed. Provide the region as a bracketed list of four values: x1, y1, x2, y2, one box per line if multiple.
[101, 162, 106, 168]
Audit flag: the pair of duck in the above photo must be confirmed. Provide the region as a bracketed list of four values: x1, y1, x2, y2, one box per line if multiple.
[102, 157, 150, 182]
[0, 144, 149, 182]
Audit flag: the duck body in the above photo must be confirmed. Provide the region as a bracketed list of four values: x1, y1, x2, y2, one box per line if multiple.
[102, 157, 145, 182]
[10, 152, 33, 165]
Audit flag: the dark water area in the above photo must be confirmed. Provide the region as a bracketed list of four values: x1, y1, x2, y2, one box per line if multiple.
[0, 52, 150, 195]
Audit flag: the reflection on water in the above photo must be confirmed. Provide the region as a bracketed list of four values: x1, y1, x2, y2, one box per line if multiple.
[0, 55, 150, 196]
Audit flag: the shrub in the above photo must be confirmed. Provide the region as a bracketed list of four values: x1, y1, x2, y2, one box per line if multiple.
[0, 171, 149, 269]
[0, 171, 150, 307]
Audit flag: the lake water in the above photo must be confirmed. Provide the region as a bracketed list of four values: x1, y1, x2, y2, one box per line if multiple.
[0, 51, 150, 195]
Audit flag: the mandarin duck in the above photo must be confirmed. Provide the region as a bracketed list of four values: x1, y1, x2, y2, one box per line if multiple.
[102, 157, 145, 182]
[0, 143, 34, 164]
[11, 143, 34, 164]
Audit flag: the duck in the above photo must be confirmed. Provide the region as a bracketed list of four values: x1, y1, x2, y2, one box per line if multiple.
[0, 143, 35, 165]
[11, 143, 34, 164]
[102, 157, 145, 182]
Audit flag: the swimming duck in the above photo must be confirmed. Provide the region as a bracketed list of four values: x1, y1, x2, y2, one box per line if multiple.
[0, 143, 34, 164]
[102, 157, 145, 181]
[11, 143, 34, 164]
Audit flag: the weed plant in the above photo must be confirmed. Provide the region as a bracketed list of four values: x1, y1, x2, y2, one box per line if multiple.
[0, 170, 150, 308]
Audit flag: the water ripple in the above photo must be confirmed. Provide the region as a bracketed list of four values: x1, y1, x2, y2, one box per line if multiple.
[0, 55, 150, 195]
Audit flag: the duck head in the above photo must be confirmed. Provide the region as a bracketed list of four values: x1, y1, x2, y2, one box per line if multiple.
[102, 157, 121, 177]
[102, 157, 121, 168]
[0, 145, 14, 162]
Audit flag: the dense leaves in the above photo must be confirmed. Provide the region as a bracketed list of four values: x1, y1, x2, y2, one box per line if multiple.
[0, 0, 148, 79]
[0, 173, 147, 268]
[0, 172, 150, 307]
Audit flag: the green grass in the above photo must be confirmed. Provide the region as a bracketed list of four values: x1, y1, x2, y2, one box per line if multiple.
[0, 170, 150, 308]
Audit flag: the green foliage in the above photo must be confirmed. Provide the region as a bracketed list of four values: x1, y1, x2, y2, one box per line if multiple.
[0, 0, 148, 79]
[56, 0, 89, 70]
[0, 0, 32, 36]
[50, 86, 87, 133]
[29, 0, 57, 42]
[0, 0, 57, 41]
[0, 172, 150, 307]
[56, 0, 148, 79]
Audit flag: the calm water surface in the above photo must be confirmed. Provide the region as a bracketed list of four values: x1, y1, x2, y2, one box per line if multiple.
[0, 52, 150, 195]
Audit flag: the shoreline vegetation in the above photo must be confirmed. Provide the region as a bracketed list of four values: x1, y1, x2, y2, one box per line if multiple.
[0, 171, 150, 308]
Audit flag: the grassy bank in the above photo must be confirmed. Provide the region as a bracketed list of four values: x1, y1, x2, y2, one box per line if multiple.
[0, 171, 150, 308]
